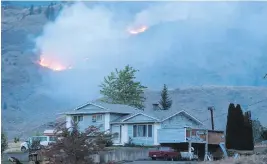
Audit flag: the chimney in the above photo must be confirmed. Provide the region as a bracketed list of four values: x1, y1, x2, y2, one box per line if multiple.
[152, 103, 160, 110]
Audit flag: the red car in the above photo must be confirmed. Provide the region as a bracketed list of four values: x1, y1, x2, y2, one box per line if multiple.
[149, 147, 181, 160]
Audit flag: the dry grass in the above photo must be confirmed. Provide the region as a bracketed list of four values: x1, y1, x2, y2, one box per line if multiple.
[4, 142, 22, 153]
[203, 155, 267, 164]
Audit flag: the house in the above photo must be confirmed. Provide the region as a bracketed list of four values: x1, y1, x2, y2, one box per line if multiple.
[62, 101, 207, 146]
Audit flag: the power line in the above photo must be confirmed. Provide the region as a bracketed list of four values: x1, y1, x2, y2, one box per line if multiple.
[201, 98, 267, 122]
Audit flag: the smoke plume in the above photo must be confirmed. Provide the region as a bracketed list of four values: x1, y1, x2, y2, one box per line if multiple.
[34, 1, 267, 104]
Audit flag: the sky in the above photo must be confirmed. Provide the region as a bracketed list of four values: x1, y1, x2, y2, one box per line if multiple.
[33, 1, 267, 103]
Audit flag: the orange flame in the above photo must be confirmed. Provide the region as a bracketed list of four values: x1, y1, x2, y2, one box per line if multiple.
[38, 25, 149, 72]
[38, 56, 71, 71]
[128, 26, 148, 35]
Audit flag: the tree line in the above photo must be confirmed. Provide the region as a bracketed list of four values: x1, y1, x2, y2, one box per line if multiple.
[27, 2, 63, 21]
[225, 103, 267, 151]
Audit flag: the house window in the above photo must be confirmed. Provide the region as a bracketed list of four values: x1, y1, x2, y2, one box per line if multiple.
[133, 125, 152, 138]
[92, 114, 103, 122]
[72, 115, 83, 123]
[148, 125, 152, 137]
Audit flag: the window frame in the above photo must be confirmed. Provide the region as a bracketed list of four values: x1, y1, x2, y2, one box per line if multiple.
[92, 114, 103, 122]
[133, 124, 153, 138]
[72, 115, 83, 123]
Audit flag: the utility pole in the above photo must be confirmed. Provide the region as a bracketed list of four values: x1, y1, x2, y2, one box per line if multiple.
[208, 107, 215, 130]
[188, 127, 192, 160]
[204, 129, 209, 161]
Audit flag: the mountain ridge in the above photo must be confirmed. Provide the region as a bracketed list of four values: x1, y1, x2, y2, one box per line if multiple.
[1, 3, 267, 139]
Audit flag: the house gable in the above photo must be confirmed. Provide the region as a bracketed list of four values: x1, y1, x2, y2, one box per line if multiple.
[123, 113, 158, 123]
[64, 103, 108, 115]
[161, 111, 203, 129]
[75, 103, 107, 112]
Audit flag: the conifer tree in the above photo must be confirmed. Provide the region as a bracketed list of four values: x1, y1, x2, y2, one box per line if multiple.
[244, 111, 254, 150]
[45, 5, 51, 19]
[37, 6, 42, 14]
[1, 128, 8, 154]
[50, 5, 55, 21]
[29, 5, 34, 15]
[226, 103, 236, 149]
[234, 104, 245, 150]
[159, 84, 172, 110]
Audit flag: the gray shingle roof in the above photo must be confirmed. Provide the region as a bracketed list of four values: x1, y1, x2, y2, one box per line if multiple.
[64, 101, 138, 115]
[63, 101, 206, 128]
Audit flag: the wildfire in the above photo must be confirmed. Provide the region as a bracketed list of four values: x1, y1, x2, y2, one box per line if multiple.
[38, 25, 149, 72]
[38, 56, 71, 71]
[128, 25, 148, 35]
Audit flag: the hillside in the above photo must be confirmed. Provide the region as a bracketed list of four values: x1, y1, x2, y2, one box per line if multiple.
[144, 86, 267, 130]
[1, 2, 267, 139]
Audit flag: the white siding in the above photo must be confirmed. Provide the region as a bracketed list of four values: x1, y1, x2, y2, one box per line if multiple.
[158, 128, 186, 143]
[161, 113, 200, 129]
[66, 115, 72, 128]
[121, 125, 128, 145]
[154, 123, 161, 145]
[105, 113, 110, 131]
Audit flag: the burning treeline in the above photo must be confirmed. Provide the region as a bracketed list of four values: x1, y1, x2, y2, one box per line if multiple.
[38, 25, 148, 71]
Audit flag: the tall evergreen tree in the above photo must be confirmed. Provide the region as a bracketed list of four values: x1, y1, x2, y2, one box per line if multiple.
[252, 119, 264, 142]
[45, 5, 51, 19]
[37, 6, 42, 14]
[3, 102, 7, 110]
[29, 5, 34, 15]
[225, 103, 236, 149]
[234, 104, 245, 150]
[50, 5, 55, 21]
[261, 129, 267, 140]
[1, 128, 8, 154]
[159, 84, 172, 110]
[100, 65, 147, 109]
[244, 111, 254, 150]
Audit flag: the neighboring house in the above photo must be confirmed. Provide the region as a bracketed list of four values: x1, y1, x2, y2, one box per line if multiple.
[62, 101, 206, 146]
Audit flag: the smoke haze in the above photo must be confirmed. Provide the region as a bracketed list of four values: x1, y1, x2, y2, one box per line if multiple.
[34, 1, 267, 104]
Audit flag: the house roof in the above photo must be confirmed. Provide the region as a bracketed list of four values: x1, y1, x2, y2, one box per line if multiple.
[111, 112, 160, 123]
[63, 101, 205, 128]
[63, 101, 138, 115]
[110, 108, 205, 127]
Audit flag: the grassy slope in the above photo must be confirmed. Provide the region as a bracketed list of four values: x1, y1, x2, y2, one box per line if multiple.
[2, 6, 267, 139]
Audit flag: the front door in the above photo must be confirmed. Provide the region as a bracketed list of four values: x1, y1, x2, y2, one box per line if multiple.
[111, 125, 121, 144]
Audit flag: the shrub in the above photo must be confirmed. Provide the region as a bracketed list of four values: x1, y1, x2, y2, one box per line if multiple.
[1, 130, 8, 154]
[42, 124, 106, 164]
[124, 137, 136, 147]
[95, 132, 113, 148]
[14, 137, 20, 143]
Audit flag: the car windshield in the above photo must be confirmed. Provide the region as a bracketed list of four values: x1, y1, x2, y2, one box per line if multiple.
[31, 136, 48, 142]
[49, 136, 57, 141]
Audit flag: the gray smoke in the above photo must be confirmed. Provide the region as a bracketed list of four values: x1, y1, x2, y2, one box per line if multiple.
[34, 2, 267, 104]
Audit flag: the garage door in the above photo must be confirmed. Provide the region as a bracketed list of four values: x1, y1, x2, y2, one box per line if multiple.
[158, 128, 186, 143]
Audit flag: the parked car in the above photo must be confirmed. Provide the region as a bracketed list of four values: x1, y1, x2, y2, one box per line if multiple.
[20, 136, 57, 152]
[148, 147, 181, 160]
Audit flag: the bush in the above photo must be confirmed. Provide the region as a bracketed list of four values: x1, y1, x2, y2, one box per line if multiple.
[1, 131, 8, 154]
[95, 133, 113, 148]
[42, 124, 106, 164]
[14, 137, 20, 143]
[124, 137, 136, 147]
